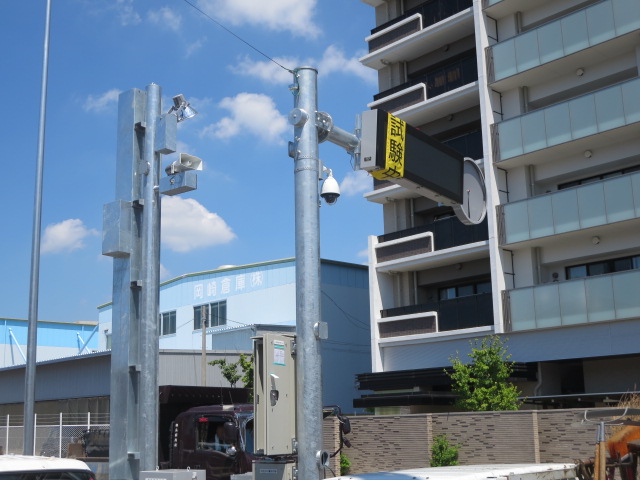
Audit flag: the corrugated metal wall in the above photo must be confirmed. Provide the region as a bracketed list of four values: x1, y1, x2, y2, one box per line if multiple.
[341, 409, 596, 474]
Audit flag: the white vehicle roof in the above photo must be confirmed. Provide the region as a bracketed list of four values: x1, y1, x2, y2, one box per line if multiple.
[0, 455, 92, 473]
[329, 463, 577, 480]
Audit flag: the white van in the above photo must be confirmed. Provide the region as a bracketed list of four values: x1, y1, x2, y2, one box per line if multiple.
[0, 455, 95, 480]
[328, 463, 578, 480]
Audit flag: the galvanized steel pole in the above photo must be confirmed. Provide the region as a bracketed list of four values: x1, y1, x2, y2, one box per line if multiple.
[291, 67, 324, 480]
[24, 0, 52, 455]
[139, 83, 162, 473]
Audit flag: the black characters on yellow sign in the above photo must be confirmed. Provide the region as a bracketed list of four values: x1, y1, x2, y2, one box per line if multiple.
[372, 113, 406, 180]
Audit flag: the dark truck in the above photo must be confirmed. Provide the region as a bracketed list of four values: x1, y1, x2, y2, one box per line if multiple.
[78, 386, 254, 480]
[78, 386, 351, 480]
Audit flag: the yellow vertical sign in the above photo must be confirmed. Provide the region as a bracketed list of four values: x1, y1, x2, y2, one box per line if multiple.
[372, 113, 406, 180]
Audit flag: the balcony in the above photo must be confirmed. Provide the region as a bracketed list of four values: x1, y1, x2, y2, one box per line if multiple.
[374, 217, 489, 272]
[504, 269, 640, 332]
[492, 77, 640, 167]
[372, 53, 478, 111]
[360, 3, 474, 70]
[368, 0, 473, 53]
[379, 293, 494, 338]
[487, 0, 640, 89]
[498, 170, 640, 246]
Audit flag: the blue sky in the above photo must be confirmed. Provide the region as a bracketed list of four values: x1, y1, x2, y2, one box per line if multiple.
[0, 0, 381, 324]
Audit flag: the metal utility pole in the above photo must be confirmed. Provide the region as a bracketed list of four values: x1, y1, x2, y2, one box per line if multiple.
[290, 66, 325, 480]
[24, 0, 52, 455]
[103, 85, 162, 480]
[202, 305, 208, 386]
[103, 85, 199, 480]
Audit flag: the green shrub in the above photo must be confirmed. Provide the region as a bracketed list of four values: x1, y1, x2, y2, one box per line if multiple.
[340, 453, 352, 475]
[430, 434, 459, 467]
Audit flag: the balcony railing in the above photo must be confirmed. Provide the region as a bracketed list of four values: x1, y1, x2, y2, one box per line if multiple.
[505, 269, 640, 332]
[368, 0, 473, 53]
[379, 292, 493, 335]
[493, 77, 640, 163]
[487, 0, 640, 84]
[498, 170, 640, 245]
[377, 216, 487, 262]
[372, 54, 478, 112]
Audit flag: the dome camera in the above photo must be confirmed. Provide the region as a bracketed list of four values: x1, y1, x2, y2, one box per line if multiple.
[320, 173, 340, 206]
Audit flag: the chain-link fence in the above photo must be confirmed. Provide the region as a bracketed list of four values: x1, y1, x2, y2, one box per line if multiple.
[0, 413, 109, 457]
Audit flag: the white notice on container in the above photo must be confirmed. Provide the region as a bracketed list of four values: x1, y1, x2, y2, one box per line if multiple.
[273, 344, 285, 365]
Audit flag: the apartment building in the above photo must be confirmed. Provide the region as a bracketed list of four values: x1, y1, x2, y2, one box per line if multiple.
[357, 0, 640, 412]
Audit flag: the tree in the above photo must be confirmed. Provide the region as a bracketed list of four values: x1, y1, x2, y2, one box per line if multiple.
[446, 336, 523, 411]
[209, 354, 254, 391]
[430, 434, 459, 467]
[209, 358, 241, 387]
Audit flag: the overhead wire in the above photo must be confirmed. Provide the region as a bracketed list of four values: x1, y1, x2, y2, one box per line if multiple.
[180, 0, 295, 74]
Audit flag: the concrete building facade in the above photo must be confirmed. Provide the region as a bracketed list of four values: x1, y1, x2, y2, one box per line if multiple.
[357, 0, 640, 411]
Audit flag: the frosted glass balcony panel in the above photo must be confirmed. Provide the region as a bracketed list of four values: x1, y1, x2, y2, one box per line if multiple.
[622, 81, 640, 123]
[508, 270, 640, 331]
[515, 31, 540, 72]
[501, 171, 640, 244]
[587, 1, 616, 44]
[503, 201, 529, 244]
[569, 95, 598, 139]
[534, 284, 561, 328]
[509, 289, 536, 331]
[612, 270, 640, 319]
[595, 86, 625, 131]
[558, 281, 588, 325]
[604, 176, 635, 222]
[492, 41, 517, 80]
[528, 195, 554, 238]
[586, 276, 615, 322]
[561, 10, 589, 55]
[633, 174, 640, 211]
[613, 0, 640, 35]
[551, 189, 580, 233]
[489, 0, 640, 84]
[576, 183, 606, 228]
[537, 21, 564, 64]
[544, 103, 572, 147]
[498, 118, 523, 159]
[521, 110, 547, 153]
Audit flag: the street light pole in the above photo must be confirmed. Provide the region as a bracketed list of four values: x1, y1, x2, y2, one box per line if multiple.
[24, 0, 52, 455]
[290, 66, 324, 480]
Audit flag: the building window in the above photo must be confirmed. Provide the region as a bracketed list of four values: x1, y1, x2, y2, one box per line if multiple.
[194, 300, 227, 330]
[558, 165, 640, 190]
[160, 310, 176, 336]
[566, 255, 640, 280]
[439, 280, 491, 300]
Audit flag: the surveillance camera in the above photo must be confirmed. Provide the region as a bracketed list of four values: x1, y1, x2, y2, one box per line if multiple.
[320, 174, 340, 206]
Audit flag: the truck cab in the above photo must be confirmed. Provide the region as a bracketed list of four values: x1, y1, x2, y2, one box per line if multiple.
[168, 405, 254, 480]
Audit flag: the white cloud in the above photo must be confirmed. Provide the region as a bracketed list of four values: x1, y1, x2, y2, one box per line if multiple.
[83, 89, 121, 113]
[186, 37, 207, 57]
[161, 197, 235, 253]
[340, 170, 372, 197]
[230, 45, 377, 85]
[200, 93, 288, 144]
[115, 0, 141, 26]
[319, 45, 377, 85]
[230, 55, 299, 85]
[197, 0, 320, 37]
[147, 7, 182, 32]
[160, 264, 171, 280]
[42, 219, 99, 254]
